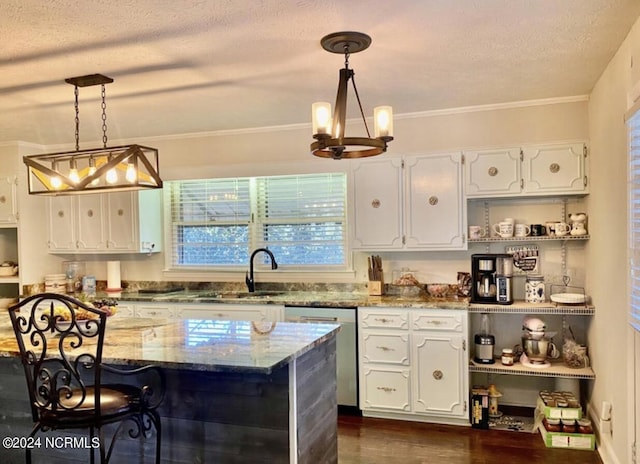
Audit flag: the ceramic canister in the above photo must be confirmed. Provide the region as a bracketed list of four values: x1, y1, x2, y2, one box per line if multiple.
[525, 274, 545, 303]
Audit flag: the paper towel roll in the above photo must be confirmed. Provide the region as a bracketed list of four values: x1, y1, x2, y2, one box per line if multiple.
[107, 261, 121, 291]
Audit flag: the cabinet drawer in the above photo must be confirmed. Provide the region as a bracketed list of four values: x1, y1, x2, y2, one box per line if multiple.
[361, 332, 409, 365]
[360, 310, 409, 329]
[360, 367, 410, 411]
[181, 307, 267, 322]
[412, 311, 464, 332]
[135, 305, 175, 318]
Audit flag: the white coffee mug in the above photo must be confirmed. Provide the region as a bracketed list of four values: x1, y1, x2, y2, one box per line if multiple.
[492, 221, 514, 238]
[554, 222, 571, 236]
[468, 225, 486, 240]
[514, 223, 531, 237]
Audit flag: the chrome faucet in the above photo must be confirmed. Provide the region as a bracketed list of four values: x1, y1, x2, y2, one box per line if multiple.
[245, 248, 278, 292]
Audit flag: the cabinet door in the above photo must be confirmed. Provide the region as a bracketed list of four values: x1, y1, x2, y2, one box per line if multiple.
[464, 148, 521, 197]
[522, 143, 587, 195]
[0, 176, 17, 223]
[404, 153, 466, 249]
[360, 366, 410, 412]
[412, 332, 466, 417]
[106, 191, 138, 251]
[47, 196, 77, 251]
[352, 158, 403, 249]
[76, 194, 107, 251]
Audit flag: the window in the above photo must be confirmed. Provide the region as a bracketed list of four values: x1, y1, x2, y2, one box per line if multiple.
[167, 173, 347, 269]
[629, 110, 640, 332]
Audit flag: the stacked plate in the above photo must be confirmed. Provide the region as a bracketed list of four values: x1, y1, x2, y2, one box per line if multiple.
[550, 293, 586, 304]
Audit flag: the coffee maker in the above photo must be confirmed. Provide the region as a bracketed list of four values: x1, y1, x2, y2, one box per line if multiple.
[495, 255, 514, 305]
[471, 254, 513, 304]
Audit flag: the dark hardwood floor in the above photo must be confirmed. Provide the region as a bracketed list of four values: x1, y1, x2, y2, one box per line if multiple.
[337, 415, 603, 464]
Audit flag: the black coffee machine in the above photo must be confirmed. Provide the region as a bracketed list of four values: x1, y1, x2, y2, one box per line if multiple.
[471, 254, 512, 304]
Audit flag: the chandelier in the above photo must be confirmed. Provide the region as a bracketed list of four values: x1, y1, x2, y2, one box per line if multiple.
[311, 32, 394, 160]
[24, 74, 162, 195]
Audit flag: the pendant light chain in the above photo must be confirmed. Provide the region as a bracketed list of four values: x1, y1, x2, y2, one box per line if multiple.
[74, 85, 80, 152]
[101, 84, 108, 149]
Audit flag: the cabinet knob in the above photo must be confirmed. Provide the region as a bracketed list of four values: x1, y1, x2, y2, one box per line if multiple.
[87, 209, 94, 218]
[371, 198, 381, 208]
[117, 209, 124, 216]
[58, 210, 64, 218]
[488, 166, 499, 177]
[432, 370, 443, 380]
[428, 196, 438, 206]
[0, 195, 5, 204]
[549, 163, 560, 173]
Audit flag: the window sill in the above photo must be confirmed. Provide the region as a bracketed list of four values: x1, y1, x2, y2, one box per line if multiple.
[162, 268, 357, 283]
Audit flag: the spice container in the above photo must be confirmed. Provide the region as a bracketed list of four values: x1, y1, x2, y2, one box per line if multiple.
[544, 418, 561, 432]
[561, 418, 576, 433]
[501, 348, 514, 366]
[525, 274, 545, 303]
[577, 418, 593, 434]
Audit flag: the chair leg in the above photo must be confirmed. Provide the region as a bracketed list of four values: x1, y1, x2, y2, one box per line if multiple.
[151, 410, 162, 464]
[26, 423, 42, 464]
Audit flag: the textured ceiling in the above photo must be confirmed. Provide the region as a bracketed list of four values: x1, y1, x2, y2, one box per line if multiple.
[2, 0, 640, 146]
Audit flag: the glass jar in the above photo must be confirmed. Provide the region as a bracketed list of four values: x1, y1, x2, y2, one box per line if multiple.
[577, 418, 593, 434]
[501, 348, 514, 366]
[525, 274, 545, 303]
[544, 418, 561, 432]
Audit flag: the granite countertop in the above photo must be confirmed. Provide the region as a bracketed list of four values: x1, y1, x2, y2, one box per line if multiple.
[92, 289, 470, 310]
[0, 315, 340, 374]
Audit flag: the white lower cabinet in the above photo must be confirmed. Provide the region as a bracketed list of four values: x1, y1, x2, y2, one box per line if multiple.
[358, 307, 469, 425]
[118, 301, 282, 322]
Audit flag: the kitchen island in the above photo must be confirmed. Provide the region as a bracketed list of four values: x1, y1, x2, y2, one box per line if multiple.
[0, 314, 340, 464]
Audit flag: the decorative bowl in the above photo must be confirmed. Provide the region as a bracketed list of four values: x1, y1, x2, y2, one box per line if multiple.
[0, 265, 18, 277]
[426, 283, 452, 298]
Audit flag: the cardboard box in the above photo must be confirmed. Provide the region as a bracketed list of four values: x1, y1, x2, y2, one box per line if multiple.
[536, 397, 582, 420]
[538, 423, 595, 450]
[470, 386, 490, 429]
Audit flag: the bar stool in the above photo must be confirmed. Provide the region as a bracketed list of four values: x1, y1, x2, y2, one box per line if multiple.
[8, 293, 165, 464]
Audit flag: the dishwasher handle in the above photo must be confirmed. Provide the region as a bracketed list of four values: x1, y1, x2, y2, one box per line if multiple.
[297, 315, 339, 323]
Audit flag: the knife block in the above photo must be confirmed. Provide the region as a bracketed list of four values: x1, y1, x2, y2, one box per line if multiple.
[368, 276, 384, 296]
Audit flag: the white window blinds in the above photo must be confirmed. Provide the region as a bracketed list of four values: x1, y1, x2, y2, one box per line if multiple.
[167, 173, 347, 268]
[629, 110, 640, 332]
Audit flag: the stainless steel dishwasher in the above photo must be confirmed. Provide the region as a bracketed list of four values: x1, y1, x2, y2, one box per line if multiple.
[284, 305, 358, 410]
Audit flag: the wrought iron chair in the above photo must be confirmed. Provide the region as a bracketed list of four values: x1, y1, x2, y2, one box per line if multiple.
[8, 293, 165, 464]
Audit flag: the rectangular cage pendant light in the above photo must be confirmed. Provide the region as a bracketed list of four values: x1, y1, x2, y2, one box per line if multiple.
[24, 74, 162, 195]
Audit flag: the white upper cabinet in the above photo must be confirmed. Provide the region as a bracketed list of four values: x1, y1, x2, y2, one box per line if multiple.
[464, 147, 521, 197]
[404, 153, 466, 249]
[464, 142, 588, 198]
[47, 189, 162, 254]
[521, 142, 588, 195]
[352, 153, 466, 251]
[0, 175, 18, 224]
[352, 158, 404, 249]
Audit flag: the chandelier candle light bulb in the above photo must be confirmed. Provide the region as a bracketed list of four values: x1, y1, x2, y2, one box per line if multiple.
[68, 159, 80, 184]
[312, 102, 332, 135]
[50, 161, 62, 189]
[374, 106, 393, 138]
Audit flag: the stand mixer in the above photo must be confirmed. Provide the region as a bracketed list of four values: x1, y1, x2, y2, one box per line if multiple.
[520, 316, 559, 368]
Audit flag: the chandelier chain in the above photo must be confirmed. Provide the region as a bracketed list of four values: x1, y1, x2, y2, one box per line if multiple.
[101, 84, 108, 148]
[73, 86, 80, 152]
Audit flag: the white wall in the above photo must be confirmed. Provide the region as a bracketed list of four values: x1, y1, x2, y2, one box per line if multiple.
[587, 15, 640, 464]
[16, 99, 589, 286]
